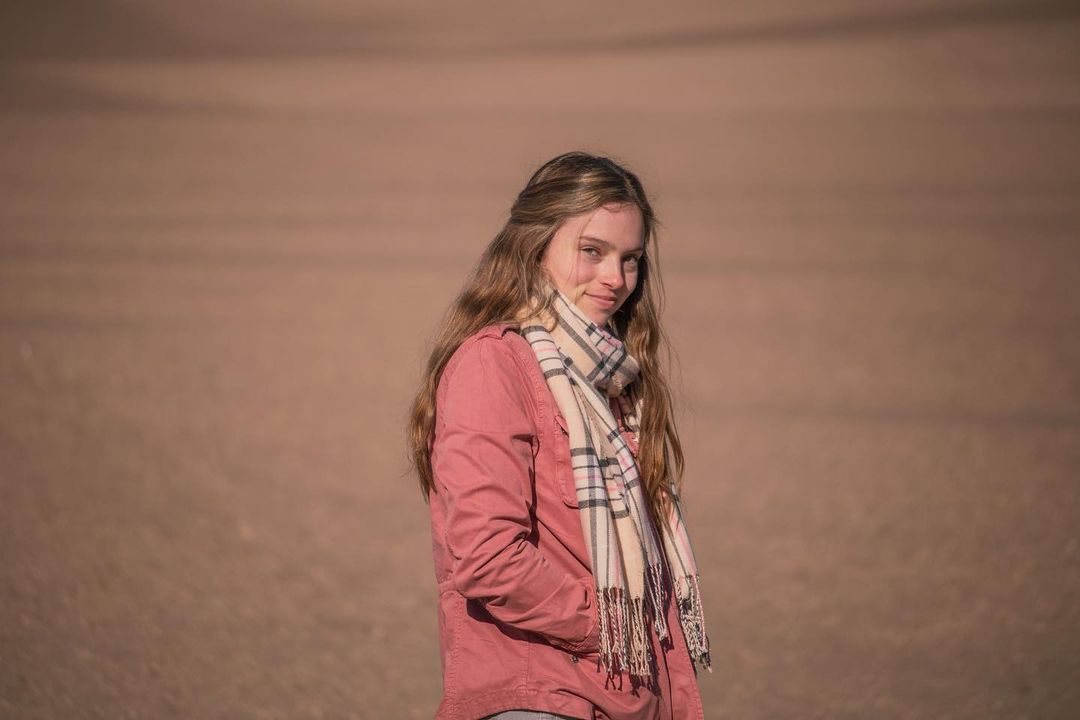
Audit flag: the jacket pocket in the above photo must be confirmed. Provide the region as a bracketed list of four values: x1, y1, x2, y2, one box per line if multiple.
[555, 411, 629, 513]
[553, 411, 579, 508]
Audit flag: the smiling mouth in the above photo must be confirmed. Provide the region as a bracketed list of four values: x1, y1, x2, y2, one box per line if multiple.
[587, 294, 617, 306]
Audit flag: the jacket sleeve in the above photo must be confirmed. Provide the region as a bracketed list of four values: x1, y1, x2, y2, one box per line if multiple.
[432, 335, 599, 654]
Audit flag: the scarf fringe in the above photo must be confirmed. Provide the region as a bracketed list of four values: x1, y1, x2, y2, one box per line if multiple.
[647, 563, 668, 641]
[597, 588, 650, 678]
[676, 574, 712, 671]
[597, 563, 670, 679]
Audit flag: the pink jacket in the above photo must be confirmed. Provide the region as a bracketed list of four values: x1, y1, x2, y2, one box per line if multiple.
[428, 324, 705, 720]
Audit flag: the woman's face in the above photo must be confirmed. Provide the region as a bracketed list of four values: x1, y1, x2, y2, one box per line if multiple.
[540, 203, 645, 327]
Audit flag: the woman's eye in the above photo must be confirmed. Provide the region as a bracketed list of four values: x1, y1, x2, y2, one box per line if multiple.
[581, 246, 601, 258]
[624, 255, 640, 268]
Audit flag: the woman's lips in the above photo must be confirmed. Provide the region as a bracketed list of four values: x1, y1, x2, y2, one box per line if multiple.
[587, 293, 617, 308]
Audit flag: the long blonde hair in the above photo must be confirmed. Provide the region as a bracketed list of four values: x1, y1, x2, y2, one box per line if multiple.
[407, 151, 684, 522]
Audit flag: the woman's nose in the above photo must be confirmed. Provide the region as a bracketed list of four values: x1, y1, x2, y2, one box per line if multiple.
[599, 257, 625, 289]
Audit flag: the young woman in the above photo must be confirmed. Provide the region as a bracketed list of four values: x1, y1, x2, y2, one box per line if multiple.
[407, 152, 710, 720]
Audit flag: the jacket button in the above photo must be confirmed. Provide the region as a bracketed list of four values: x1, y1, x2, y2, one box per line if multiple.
[571, 655, 579, 663]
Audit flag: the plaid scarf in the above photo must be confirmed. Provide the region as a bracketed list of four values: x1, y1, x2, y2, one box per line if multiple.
[520, 289, 711, 679]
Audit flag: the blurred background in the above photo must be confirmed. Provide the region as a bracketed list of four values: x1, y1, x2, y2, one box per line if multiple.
[2, 1, 1078, 718]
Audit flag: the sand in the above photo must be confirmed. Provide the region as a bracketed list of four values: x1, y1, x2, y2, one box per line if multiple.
[2, 2, 1079, 717]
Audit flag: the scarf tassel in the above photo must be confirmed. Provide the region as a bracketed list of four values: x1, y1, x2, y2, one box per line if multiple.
[676, 574, 712, 672]
[647, 562, 668, 641]
[596, 563, 670, 679]
[596, 588, 650, 678]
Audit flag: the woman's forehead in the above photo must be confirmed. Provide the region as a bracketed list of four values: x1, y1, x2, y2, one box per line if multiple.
[577, 205, 644, 243]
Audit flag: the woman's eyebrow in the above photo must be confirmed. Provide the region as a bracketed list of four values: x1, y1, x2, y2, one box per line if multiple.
[579, 235, 644, 254]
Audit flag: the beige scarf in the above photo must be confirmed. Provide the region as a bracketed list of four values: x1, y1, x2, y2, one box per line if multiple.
[519, 288, 710, 678]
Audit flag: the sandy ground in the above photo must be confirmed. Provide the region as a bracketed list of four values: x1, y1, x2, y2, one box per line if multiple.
[2, 2, 1079, 718]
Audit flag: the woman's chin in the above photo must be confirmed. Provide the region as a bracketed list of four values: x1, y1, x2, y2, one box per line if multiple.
[580, 309, 610, 326]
